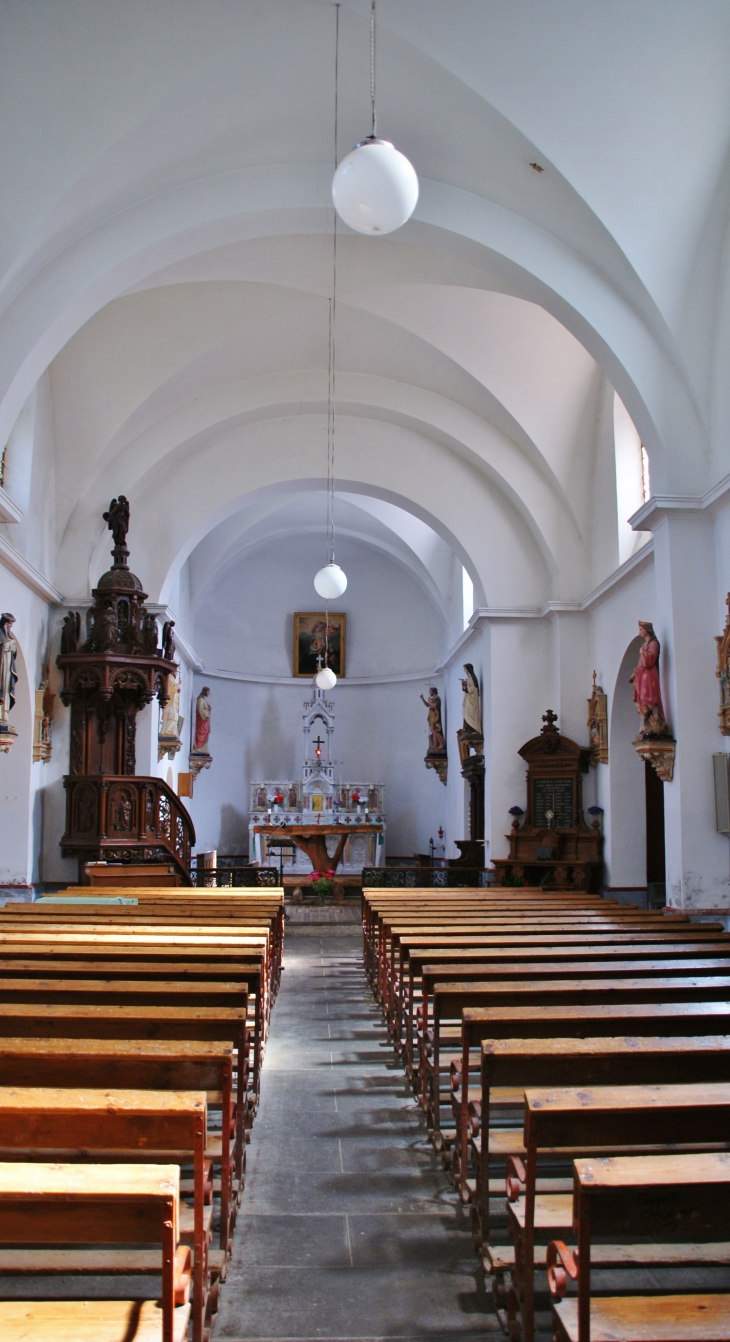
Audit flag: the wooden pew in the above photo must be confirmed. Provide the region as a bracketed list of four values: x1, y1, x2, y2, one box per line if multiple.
[381, 914, 724, 1026]
[0, 1161, 190, 1342]
[430, 975, 730, 1145]
[464, 1002, 730, 1248]
[402, 941, 730, 1079]
[0, 1087, 210, 1342]
[0, 1037, 238, 1254]
[512, 1082, 730, 1342]
[550, 1151, 730, 1342]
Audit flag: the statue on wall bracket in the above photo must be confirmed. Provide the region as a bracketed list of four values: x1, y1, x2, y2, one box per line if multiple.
[586, 670, 608, 765]
[716, 593, 730, 735]
[189, 685, 212, 786]
[158, 672, 183, 762]
[0, 612, 18, 753]
[629, 621, 676, 782]
[456, 663, 484, 762]
[421, 686, 447, 784]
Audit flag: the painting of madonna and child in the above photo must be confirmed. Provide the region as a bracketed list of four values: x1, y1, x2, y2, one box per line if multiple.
[293, 613, 346, 678]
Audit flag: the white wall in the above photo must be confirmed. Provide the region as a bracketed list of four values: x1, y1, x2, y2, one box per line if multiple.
[185, 532, 448, 857]
[185, 676, 446, 858]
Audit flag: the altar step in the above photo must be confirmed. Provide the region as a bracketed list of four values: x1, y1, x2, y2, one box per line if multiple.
[286, 905, 360, 924]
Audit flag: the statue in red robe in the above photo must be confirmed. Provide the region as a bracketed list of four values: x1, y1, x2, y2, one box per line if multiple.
[629, 622, 669, 737]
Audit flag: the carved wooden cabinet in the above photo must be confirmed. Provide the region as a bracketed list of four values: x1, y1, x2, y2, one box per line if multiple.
[492, 710, 603, 891]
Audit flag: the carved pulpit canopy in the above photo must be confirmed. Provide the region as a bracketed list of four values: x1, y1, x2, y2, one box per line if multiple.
[57, 498, 177, 777]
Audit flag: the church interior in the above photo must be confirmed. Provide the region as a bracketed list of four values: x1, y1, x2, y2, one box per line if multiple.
[1, 3, 730, 1340]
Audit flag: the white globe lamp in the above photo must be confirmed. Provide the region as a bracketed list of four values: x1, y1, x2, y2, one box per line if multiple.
[314, 562, 348, 600]
[332, 138, 418, 235]
[315, 666, 337, 691]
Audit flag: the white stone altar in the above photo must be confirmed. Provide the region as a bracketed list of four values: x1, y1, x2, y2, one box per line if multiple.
[248, 683, 385, 874]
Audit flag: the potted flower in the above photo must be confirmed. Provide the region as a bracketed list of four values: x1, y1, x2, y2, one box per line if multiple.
[307, 868, 336, 905]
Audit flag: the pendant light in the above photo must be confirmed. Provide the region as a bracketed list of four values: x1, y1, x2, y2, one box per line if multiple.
[332, 0, 418, 235]
[316, 665, 337, 691]
[314, 4, 347, 689]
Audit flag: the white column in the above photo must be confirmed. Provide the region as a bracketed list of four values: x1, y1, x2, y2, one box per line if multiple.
[649, 508, 729, 908]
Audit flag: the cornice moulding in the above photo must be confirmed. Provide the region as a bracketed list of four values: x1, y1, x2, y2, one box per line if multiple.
[198, 665, 436, 687]
[0, 535, 62, 604]
[629, 471, 730, 532]
[0, 487, 22, 524]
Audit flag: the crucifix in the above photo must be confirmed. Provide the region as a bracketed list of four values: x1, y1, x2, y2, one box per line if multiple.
[312, 735, 325, 758]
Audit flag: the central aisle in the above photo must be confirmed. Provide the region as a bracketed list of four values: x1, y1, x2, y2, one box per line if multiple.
[215, 929, 496, 1341]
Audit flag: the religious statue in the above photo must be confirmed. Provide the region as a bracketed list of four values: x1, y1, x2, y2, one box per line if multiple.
[161, 619, 176, 663]
[0, 613, 18, 726]
[628, 621, 676, 781]
[716, 594, 730, 735]
[60, 610, 80, 654]
[192, 686, 211, 753]
[142, 611, 159, 655]
[586, 670, 608, 765]
[461, 664, 482, 737]
[421, 685, 447, 783]
[629, 622, 670, 737]
[33, 671, 54, 763]
[100, 602, 118, 652]
[288, 785, 298, 809]
[189, 685, 212, 783]
[158, 673, 182, 760]
[102, 495, 130, 549]
[421, 687, 446, 752]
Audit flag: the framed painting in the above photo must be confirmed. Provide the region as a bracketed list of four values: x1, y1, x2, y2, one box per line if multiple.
[293, 612, 346, 678]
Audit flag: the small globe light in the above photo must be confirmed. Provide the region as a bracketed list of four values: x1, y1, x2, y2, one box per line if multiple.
[332, 138, 418, 235]
[314, 563, 348, 599]
[316, 666, 337, 691]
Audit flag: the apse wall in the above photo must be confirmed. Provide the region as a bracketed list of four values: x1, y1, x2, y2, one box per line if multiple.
[185, 532, 449, 857]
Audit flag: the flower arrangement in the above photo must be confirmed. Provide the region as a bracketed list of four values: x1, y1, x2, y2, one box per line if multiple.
[350, 791, 361, 805]
[268, 791, 284, 807]
[307, 868, 336, 904]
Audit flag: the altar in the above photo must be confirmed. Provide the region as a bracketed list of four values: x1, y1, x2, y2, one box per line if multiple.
[248, 683, 386, 875]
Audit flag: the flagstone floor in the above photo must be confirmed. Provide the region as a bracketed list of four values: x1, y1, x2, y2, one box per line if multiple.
[215, 929, 498, 1341]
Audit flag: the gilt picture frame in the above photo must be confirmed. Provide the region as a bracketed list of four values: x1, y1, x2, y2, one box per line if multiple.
[293, 612, 346, 678]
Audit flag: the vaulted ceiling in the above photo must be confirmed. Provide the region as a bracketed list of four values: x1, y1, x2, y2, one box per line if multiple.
[2, 1, 729, 614]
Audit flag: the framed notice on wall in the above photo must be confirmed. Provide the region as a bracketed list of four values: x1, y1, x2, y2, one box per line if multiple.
[533, 777, 575, 829]
[293, 613, 346, 678]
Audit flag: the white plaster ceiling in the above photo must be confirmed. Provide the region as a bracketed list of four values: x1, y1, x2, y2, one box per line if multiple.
[2, 1, 729, 613]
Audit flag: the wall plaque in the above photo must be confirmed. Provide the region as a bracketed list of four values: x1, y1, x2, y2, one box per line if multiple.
[533, 777, 574, 829]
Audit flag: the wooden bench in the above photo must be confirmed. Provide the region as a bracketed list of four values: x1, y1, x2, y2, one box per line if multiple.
[463, 1002, 730, 1246]
[0, 1037, 238, 1254]
[0, 1161, 190, 1342]
[0, 1086, 210, 1342]
[550, 1151, 730, 1342]
[511, 1082, 730, 1342]
[387, 923, 728, 1046]
[429, 975, 730, 1144]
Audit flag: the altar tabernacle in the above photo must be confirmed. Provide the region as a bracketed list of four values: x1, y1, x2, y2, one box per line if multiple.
[248, 682, 385, 875]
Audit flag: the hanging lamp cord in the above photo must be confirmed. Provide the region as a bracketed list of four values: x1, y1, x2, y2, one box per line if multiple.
[370, 0, 377, 139]
[326, 2, 340, 571]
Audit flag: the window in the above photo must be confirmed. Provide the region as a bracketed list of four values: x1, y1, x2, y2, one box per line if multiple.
[640, 444, 650, 504]
[462, 566, 474, 630]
